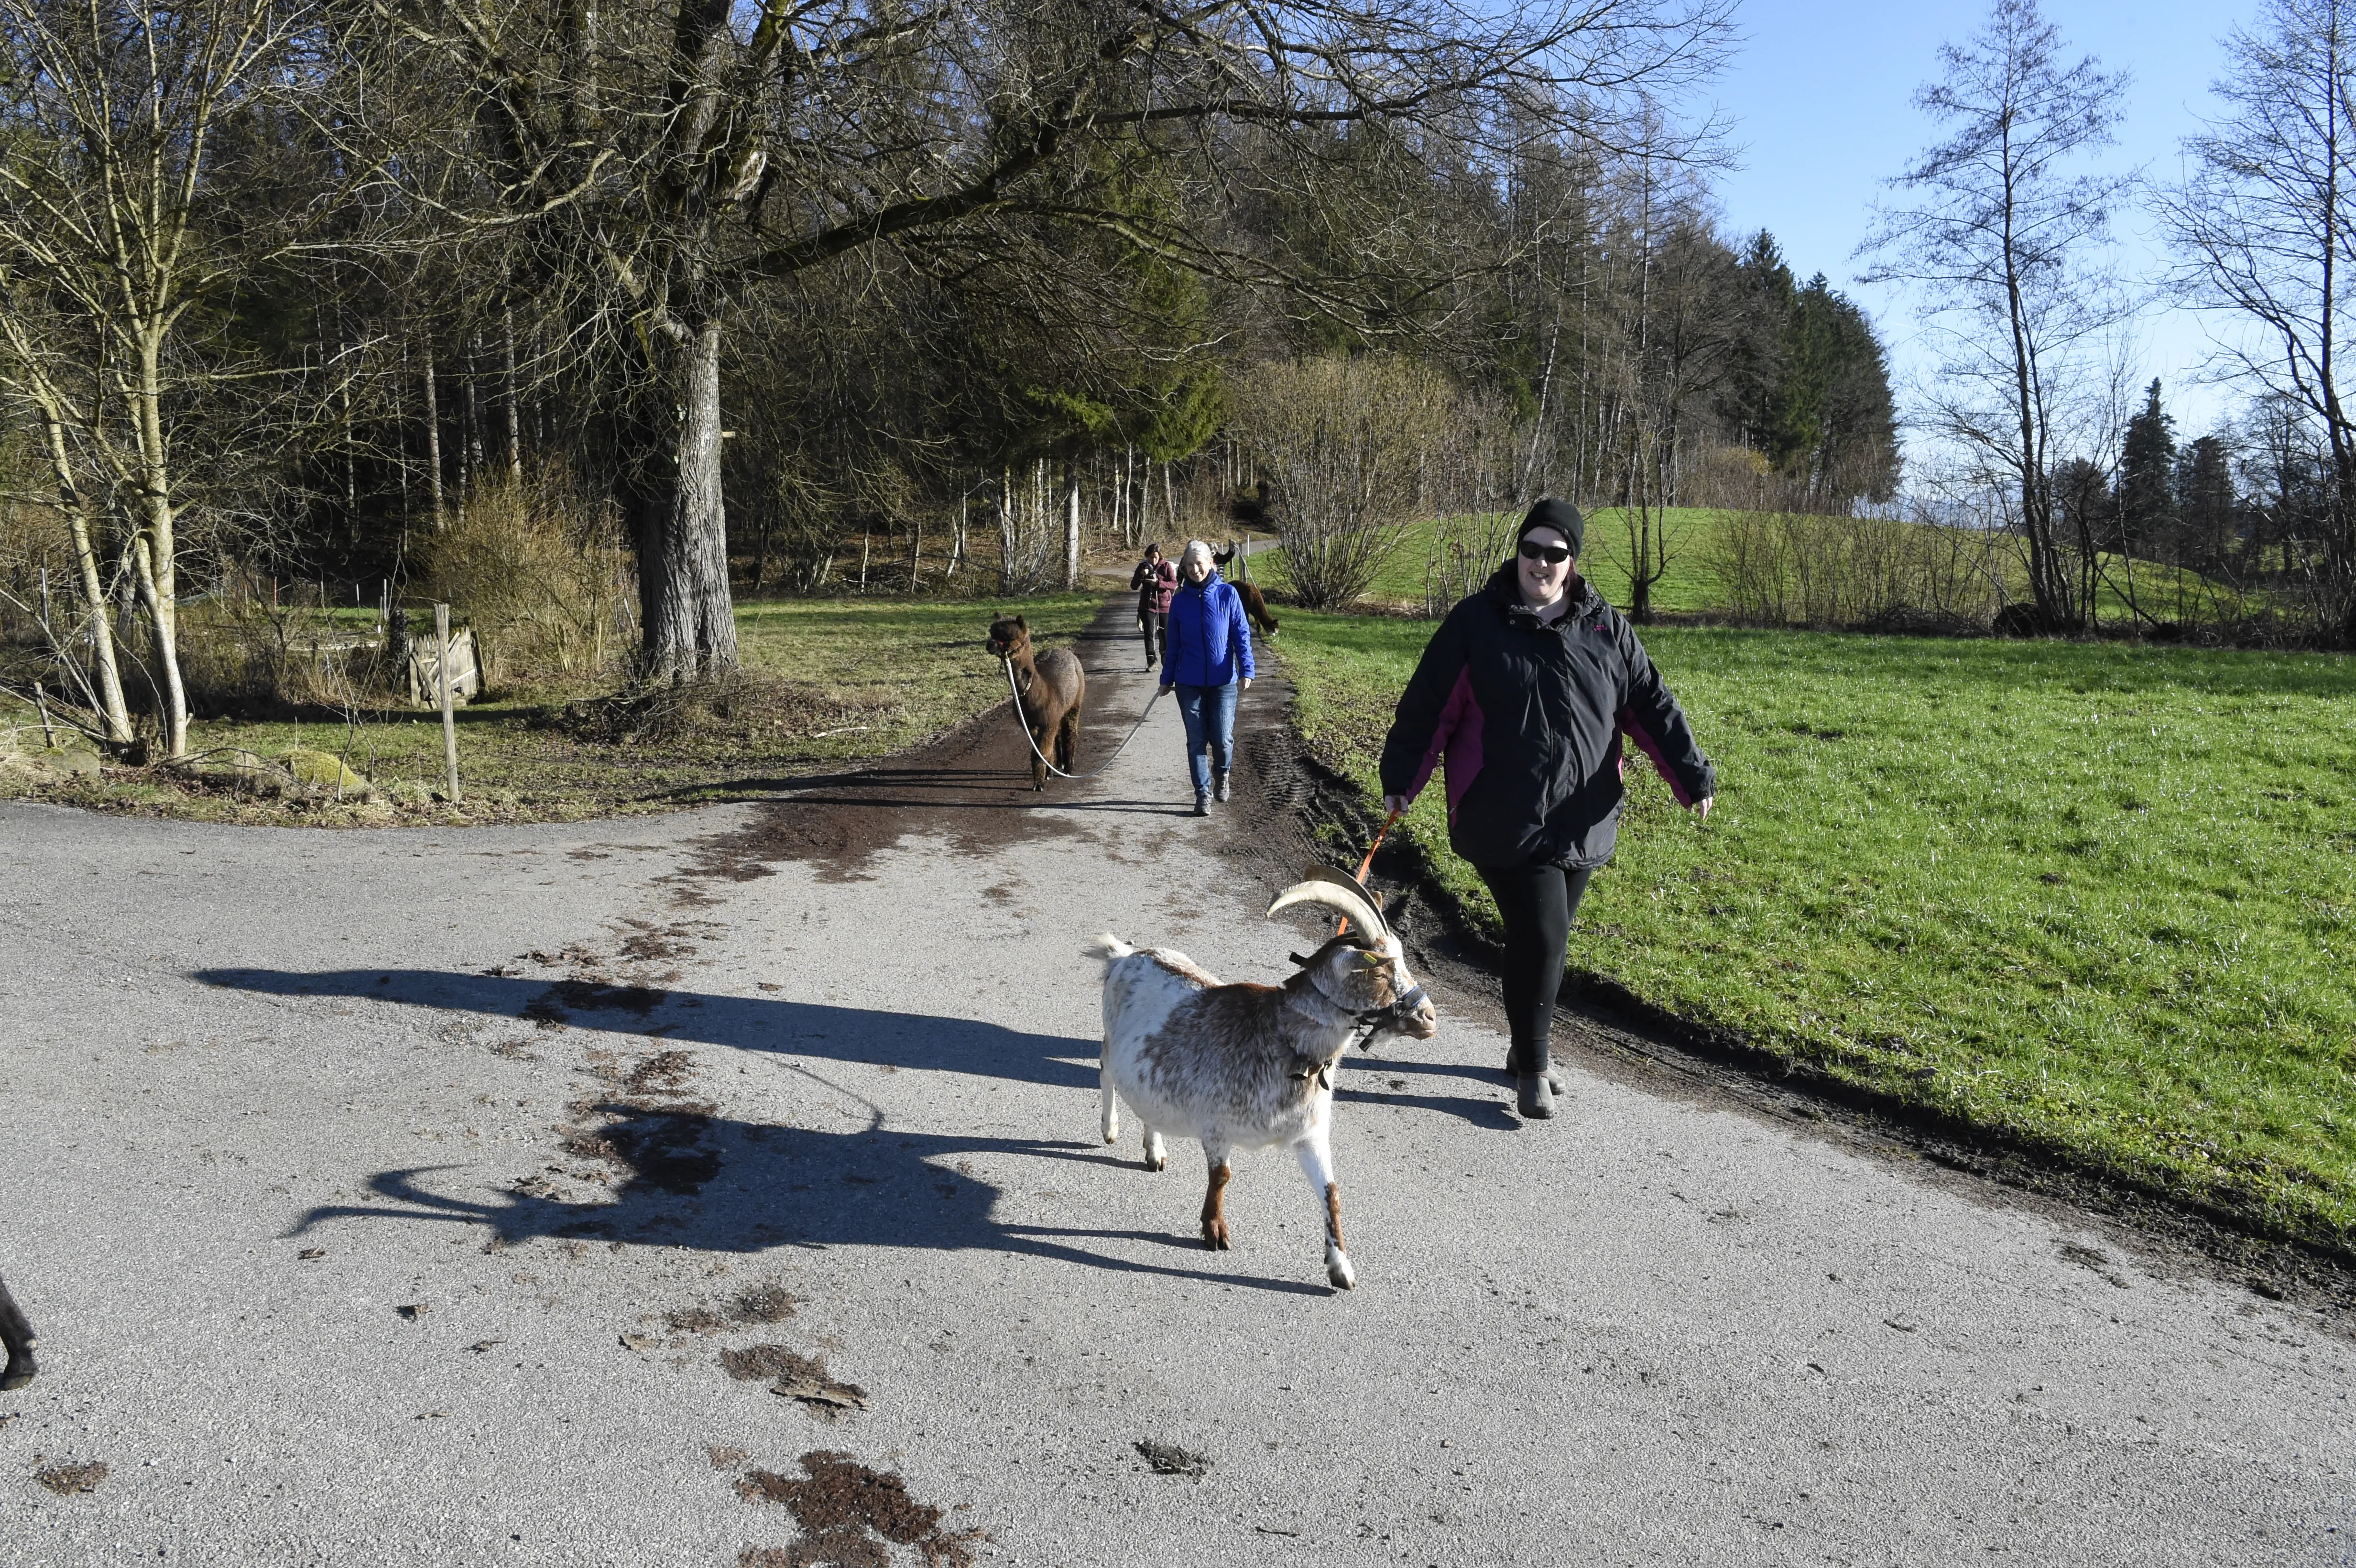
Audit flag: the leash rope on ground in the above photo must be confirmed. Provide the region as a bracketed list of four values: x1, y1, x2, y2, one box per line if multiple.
[1000, 658, 1167, 782]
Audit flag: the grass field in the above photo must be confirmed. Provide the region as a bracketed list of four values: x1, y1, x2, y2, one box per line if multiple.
[1277, 610, 2356, 1250]
[1254, 508, 1723, 612]
[1256, 507, 2254, 625]
[0, 594, 1103, 826]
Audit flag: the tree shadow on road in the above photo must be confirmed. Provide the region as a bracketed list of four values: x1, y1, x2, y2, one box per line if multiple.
[194, 966, 1100, 1090]
[287, 1106, 1329, 1296]
[196, 966, 1524, 1130]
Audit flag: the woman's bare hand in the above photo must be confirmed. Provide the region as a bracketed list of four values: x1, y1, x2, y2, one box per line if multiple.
[1694, 796, 1713, 820]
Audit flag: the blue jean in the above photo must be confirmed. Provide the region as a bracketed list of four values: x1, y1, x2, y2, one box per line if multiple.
[1172, 682, 1238, 797]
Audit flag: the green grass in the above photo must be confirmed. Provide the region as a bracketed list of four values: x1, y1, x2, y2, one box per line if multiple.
[0, 593, 1102, 826]
[1277, 610, 2356, 1249]
[1254, 507, 1723, 611]
[1257, 507, 2256, 625]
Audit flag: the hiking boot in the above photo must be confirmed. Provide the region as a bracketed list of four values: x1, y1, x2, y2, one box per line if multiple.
[1516, 1072, 1555, 1120]
[1193, 793, 1211, 817]
[1214, 771, 1231, 803]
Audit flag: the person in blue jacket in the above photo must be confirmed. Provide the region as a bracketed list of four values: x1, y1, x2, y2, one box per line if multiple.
[1158, 538, 1255, 817]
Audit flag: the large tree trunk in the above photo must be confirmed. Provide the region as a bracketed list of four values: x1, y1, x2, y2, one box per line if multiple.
[637, 316, 739, 680]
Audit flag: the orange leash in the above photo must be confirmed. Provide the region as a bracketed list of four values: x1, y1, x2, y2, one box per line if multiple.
[1336, 808, 1403, 935]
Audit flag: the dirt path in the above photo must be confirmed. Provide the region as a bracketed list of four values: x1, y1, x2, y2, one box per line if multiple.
[2, 596, 2351, 1567]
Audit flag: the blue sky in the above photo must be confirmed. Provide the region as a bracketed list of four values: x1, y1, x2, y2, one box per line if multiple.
[1702, 0, 2263, 455]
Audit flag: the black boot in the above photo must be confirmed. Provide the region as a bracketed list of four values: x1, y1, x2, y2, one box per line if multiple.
[1516, 1072, 1554, 1120]
[1503, 1062, 1568, 1094]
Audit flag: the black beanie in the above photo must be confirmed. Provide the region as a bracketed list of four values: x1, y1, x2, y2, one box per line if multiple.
[1519, 499, 1585, 556]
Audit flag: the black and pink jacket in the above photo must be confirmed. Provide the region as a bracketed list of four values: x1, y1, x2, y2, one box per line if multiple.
[1378, 566, 1715, 871]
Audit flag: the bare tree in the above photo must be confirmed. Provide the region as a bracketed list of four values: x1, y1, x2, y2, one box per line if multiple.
[2160, 0, 2356, 636]
[1861, 0, 2131, 632]
[0, 0, 352, 757]
[363, 0, 1734, 680]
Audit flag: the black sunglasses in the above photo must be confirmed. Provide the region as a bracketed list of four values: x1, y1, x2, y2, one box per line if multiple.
[1518, 540, 1572, 566]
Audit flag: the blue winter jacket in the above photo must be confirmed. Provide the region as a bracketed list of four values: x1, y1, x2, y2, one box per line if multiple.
[1161, 574, 1255, 688]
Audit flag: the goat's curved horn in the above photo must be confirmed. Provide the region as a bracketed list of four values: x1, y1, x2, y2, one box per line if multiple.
[1266, 872, 1387, 940]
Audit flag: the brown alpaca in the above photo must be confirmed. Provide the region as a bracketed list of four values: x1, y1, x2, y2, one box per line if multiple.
[1213, 541, 1280, 637]
[1237, 579, 1280, 638]
[985, 614, 1087, 790]
[0, 1271, 36, 1389]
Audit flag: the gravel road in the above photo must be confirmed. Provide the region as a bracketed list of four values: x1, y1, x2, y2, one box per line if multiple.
[2, 602, 2350, 1566]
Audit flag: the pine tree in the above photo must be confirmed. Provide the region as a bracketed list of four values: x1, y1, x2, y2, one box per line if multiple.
[2114, 379, 2178, 555]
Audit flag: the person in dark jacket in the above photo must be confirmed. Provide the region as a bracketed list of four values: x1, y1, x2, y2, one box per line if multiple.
[1378, 500, 1714, 1120]
[1159, 538, 1255, 817]
[1129, 543, 1178, 668]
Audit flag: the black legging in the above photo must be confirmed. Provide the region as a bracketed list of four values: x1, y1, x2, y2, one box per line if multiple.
[1476, 860, 1595, 1072]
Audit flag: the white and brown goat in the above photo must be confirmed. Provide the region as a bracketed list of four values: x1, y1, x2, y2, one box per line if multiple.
[1085, 870, 1437, 1289]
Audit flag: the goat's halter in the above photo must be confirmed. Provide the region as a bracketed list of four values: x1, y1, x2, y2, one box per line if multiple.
[1287, 979, 1429, 1088]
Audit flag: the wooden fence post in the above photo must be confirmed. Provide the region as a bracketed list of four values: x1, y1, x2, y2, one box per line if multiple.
[436, 601, 461, 804]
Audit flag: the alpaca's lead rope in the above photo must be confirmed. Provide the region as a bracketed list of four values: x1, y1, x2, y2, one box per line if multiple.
[1000, 658, 1166, 782]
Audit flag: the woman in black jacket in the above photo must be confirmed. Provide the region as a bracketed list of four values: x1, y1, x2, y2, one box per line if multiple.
[1378, 500, 1714, 1120]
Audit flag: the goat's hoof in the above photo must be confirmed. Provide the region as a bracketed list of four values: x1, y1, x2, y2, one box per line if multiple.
[1326, 1251, 1356, 1290]
[1201, 1223, 1231, 1251]
[1103, 1132, 1119, 1145]
[1144, 1152, 1167, 1172]
[0, 1353, 35, 1390]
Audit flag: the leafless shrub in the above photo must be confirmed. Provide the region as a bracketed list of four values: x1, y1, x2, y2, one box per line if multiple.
[1238, 358, 1458, 610]
[1708, 509, 2006, 631]
[416, 475, 631, 686]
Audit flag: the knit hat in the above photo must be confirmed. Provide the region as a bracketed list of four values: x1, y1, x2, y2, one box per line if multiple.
[1518, 499, 1585, 557]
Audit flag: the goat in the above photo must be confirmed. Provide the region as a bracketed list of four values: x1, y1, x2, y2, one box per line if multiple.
[984, 614, 1086, 791]
[0, 1271, 35, 1389]
[1086, 869, 1437, 1289]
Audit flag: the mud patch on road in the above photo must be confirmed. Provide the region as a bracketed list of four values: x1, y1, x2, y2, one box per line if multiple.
[722, 1345, 869, 1417]
[676, 601, 1150, 886]
[736, 1450, 983, 1567]
[33, 1459, 107, 1495]
[666, 1281, 797, 1336]
[1134, 1438, 1211, 1478]
[557, 1045, 724, 1197]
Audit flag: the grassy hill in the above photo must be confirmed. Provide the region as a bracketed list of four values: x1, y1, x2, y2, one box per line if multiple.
[1250, 507, 1723, 612]
[1276, 610, 2356, 1252]
[1250, 506, 2259, 628]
